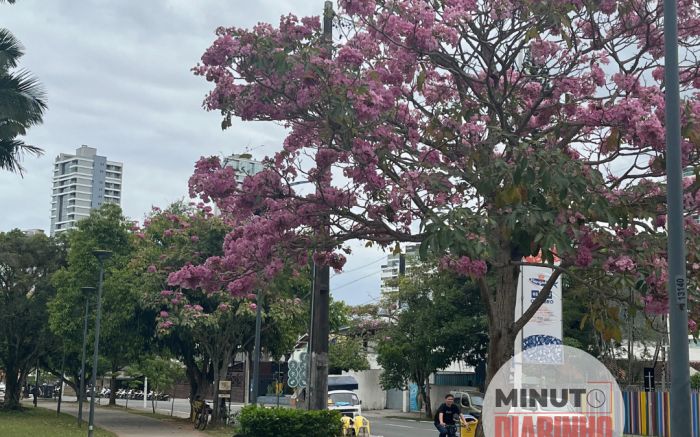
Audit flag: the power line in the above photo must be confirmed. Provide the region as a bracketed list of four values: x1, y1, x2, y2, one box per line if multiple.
[332, 270, 382, 291]
[331, 254, 387, 277]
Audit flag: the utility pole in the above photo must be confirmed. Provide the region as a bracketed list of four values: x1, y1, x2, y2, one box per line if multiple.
[663, 0, 692, 434]
[251, 291, 263, 405]
[88, 250, 112, 437]
[307, 0, 334, 412]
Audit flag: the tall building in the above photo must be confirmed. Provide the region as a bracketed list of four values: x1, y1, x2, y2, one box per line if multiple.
[223, 153, 264, 184]
[379, 243, 420, 294]
[50, 145, 123, 235]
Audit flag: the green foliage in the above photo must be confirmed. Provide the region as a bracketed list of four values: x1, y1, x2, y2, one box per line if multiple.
[691, 373, 700, 390]
[0, 27, 46, 174]
[129, 356, 184, 393]
[48, 204, 155, 402]
[376, 261, 487, 417]
[329, 336, 370, 374]
[238, 406, 342, 437]
[0, 230, 65, 408]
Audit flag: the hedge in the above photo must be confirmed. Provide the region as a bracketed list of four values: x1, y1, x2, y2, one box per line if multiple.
[238, 405, 343, 437]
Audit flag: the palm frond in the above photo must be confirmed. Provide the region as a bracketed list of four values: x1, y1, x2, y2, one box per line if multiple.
[0, 28, 23, 70]
[0, 137, 42, 176]
[0, 69, 47, 127]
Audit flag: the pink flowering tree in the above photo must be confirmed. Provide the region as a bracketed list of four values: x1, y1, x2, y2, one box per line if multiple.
[133, 203, 307, 421]
[187, 0, 700, 384]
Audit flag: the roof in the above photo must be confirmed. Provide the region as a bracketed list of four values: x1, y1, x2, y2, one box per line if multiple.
[328, 375, 359, 391]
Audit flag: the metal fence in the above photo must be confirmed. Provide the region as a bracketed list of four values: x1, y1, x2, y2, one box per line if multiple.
[621, 390, 700, 436]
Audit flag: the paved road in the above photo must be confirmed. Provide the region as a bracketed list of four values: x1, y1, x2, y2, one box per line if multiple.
[369, 417, 436, 437]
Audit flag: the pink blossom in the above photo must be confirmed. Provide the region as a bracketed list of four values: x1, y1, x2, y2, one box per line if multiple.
[575, 246, 593, 268]
[191, 235, 200, 242]
[193, 305, 204, 312]
[160, 290, 174, 297]
[249, 303, 258, 311]
[147, 265, 157, 273]
[164, 229, 174, 237]
[159, 310, 169, 318]
[439, 256, 487, 278]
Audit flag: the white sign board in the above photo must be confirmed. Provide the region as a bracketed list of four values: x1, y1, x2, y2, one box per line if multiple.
[514, 260, 563, 362]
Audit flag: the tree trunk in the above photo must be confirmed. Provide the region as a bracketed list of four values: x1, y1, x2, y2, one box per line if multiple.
[418, 381, 431, 418]
[482, 259, 520, 388]
[4, 364, 21, 410]
[109, 366, 118, 406]
[423, 379, 433, 418]
[184, 353, 207, 419]
[211, 364, 220, 425]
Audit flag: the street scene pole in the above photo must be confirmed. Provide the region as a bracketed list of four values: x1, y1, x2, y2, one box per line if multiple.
[57, 345, 66, 415]
[77, 288, 93, 427]
[663, 0, 692, 434]
[251, 291, 263, 405]
[307, 0, 333, 412]
[88, 251, 111, 437]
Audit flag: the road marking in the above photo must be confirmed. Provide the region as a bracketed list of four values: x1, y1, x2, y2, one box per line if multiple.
[387, 423, 414, 428]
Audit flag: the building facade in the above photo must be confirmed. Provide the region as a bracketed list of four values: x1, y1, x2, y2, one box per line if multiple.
[50, 145, 122, 235]
[379, 243, 420, 294]
[223, 153, 264, 185]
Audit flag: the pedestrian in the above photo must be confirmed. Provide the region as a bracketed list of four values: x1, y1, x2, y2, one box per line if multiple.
[434, 394, 468, 437]
[32, 385, 39, 407]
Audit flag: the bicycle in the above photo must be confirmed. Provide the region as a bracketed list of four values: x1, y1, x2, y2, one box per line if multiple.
[194, 402, 212, 430]
[437, 423, 459, 437]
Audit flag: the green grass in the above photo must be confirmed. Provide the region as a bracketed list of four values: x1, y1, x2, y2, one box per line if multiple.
[0, 407, 116, 437]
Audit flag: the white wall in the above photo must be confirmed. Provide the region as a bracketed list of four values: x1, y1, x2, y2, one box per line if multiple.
[342, 370, 386, 410]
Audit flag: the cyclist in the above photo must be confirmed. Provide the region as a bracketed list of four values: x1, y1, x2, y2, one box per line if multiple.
[434, 394, 468, 437]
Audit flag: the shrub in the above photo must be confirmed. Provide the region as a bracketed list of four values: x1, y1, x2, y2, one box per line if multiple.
[691, 373, 700, 390]
[238, 405, 343, 437]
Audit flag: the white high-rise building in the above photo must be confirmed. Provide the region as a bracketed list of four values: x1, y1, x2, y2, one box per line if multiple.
[50, 145, 123, 235]
[379, 243, 420, 294]
[223, 153, 264, 184]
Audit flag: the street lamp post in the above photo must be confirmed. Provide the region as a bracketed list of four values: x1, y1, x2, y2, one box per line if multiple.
[78, 287, 95, 427]
[250, 291, 263, 405]
[87, 250, 112, 437]
[663, 0, 692, 434]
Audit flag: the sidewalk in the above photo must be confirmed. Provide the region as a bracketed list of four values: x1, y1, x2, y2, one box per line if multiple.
[40, 401, 209, 437]
[363, 408, 432, 422]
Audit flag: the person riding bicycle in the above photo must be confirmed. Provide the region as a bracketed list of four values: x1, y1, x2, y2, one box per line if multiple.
[434, 394, 468, 437]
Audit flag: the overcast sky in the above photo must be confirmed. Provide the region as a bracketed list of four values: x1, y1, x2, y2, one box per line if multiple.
[0, 0, 388, 305]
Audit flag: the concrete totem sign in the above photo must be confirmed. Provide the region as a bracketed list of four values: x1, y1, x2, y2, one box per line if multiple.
[515, 255, 563, 361]
[287, 349, 308, 388]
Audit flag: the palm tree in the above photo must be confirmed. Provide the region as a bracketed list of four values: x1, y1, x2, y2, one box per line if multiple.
[0, 28, 46, 175]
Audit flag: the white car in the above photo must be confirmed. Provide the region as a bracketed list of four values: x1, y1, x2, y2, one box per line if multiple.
[327, 390, 362, 418]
